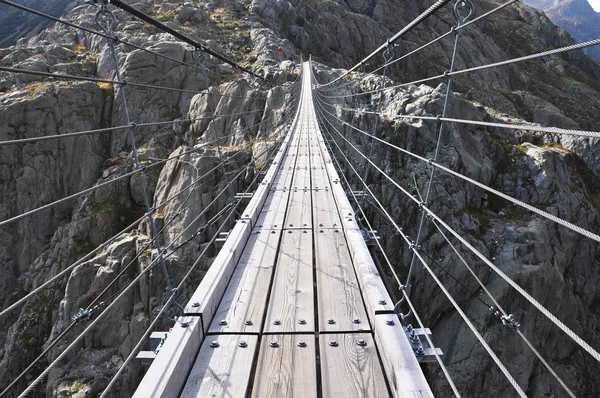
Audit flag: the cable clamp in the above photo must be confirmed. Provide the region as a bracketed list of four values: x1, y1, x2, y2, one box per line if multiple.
[501, 313, 521, 329]
[72, 308, 91, 322]
[137, 165, 147, 172]
[128, 122, 137, 128]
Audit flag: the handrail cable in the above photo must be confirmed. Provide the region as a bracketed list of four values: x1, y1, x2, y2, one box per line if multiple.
[315, 99, 600, 243]
[315, 101, 600, 139]
[0, 124, 291, 396]
[106, 0, 268, 83]
[16, 135, 284, 397]
[0, 109, 268, 146]
[314, 104, 461, 397]
[0, 0, 219, 75]
[97, 139, 285, 397]
[0, 72, 301, 321]
[367, 0, 518, 76]
[319, 100, 496, 397]
[431, 220, 576, 397]
[319, 37, 600, 100]
[315, 99, 600, 363]
[0, 65, 266, 96]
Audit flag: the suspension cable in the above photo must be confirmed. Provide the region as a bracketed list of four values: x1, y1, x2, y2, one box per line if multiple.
[97, 140, 284, 397]
[315, 101, 600, 139]
[1, 108, 292, 395]
[315, 102, 463, 397]
[106, 0, 268, 83]
[319, 0, 453, 87]
[320, 35, 600, 100]
[315, 99, 600, 364]
[0, 65, 266, 96]
[430, 221, 576, 397]
[315, 99, 600, 244]
[368, 0, 518, 76]
[317, 102, 527, 396]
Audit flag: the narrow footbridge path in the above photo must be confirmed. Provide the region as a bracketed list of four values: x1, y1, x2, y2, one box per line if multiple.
[133, 62, 433, 398]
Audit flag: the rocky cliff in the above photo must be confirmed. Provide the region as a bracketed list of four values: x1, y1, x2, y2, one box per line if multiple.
[0, 0, 599, 397]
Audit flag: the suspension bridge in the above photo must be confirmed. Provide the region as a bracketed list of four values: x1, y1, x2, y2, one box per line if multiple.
[0, 0, 599, 397]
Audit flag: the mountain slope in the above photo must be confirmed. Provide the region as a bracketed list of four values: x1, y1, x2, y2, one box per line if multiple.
[0, 0, 599, 397]
[0, 0, 77, 47]
[524, 0, 600, 60]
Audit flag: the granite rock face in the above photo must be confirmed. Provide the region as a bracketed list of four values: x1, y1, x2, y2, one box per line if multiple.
[0, 0, 599, 397]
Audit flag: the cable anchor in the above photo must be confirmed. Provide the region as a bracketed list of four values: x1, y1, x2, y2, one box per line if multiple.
[501, 313, 521, 329]
[94, 1, 117, 35]
[71, 308, 92, 322]
[453, 0, 475, 27]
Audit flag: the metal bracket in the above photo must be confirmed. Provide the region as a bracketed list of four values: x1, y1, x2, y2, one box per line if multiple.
[360, 229, 380, 245]
[405, 324, 444, 363]
[234, 192, 254, 201]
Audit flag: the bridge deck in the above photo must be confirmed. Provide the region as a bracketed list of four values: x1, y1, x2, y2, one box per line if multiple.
[133, 62, 433, 398]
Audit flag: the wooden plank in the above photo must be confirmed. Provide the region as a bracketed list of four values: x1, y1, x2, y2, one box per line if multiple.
[345, 229, 394, 322]
[292, 163, 311, 190]
[133, 317, 203, 398]
[271, 167, 294, 191]
[181, 335, 258, 398]
[294, 156, 309, 169]
[251, 334, 317, 398]
[208, 230, 281, 333]
[311, 167, 330, 190]
[263, 229, 314, 333]
[312, 189, 341, 229]
[319, 333, 389, 397]
[256, 189, 290, 229]
[284, 188, 312, 229]
[315, 229, 370, 332]
[373, 315, 434, 398]
[184, 220, 252, 329]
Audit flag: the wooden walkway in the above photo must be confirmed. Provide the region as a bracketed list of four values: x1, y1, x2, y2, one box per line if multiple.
[133, 62, 433, 398]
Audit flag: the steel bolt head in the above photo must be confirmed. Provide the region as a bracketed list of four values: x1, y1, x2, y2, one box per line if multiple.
[245, 320, 253, 326]
[416, 347, 425, 356]
[357, 339, 367, 346]
[352, 318, 361, 324]
[329, 340, 338, 347]
[297, 341, 307, 348]
[191, 301, 200, 308]
[406, 324, 413, 333]
[219, 319, 228, 326]
[238, 341, 248, 348]
[378, 299, 387, 305]
[327, 318, 335, 324]
[273, 320, 281, 325]
[270, 341, 280, 348]
[298, 318, 307, 325]
[385, 318, 395, 326]
[210, 341, 220, 348]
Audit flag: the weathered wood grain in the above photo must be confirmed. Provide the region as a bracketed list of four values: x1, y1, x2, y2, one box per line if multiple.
[373, 315, 434, 398]
[251, 334, 317, 398]
[208, 230, 281, 333]
[319, 333, 389, 397]
[284, 188, 312, 229]
[263, 229, 314, 333]
[315, 229, 370, 332]
[180, 335, 258, 398]
[312, 189, 342, 229]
